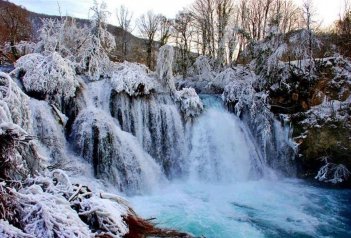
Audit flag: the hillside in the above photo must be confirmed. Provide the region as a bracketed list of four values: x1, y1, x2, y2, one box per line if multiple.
[0, 0, 150, 65]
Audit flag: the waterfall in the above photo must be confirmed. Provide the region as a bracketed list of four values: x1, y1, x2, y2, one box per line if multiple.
[70, 78, 286, 191]
[29, 99, 68, 165]
[24, 67, 294, 194]
[188, 95, 269, 182]
[26, 75, 293, 193]
[15, 43, 295, 193]
[238, 107, 297, 177]
[71, 107, 162, 194]
[64, 79, 167, 194]
[110, 92, 186, 178]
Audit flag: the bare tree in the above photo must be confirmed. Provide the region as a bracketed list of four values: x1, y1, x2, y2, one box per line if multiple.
[90, 0, 109, 38]
[337, 0, 351, 34]
[215, 0, 233, 66]
[173, 10, 194, 77]
[116, 5, 133, 60]
[302, 0, 315, 61]
[227, 9, 240, 64]
[191, 0, 216, 57]
[278, 0, 301, 34]
[159, 15, 172, 46]
[335, 0, 351, 56]
[138, 11, 161, 69]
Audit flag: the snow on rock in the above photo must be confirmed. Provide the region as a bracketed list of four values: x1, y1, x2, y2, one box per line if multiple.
[77, 193, 129, 237]
[0, 122, 31, 140]
[175, 88, 203, 120]
[329, 56, 351, 82]
[222, 79, 256, 117]
[110, 62, 157, 96]
[300, 97, 351, 126]
[210, 68, 236, 90]
[0, 170, 133, 238]
[0, 121, 44, 180]
[15, 52, 79, 100]
[210, 66, 254, 91]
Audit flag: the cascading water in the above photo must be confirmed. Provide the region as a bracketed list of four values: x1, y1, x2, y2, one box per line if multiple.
[4, 32, 350, 237]
[66, 79, 167, 194]
[188, 95, 268, 182]
[129, 95, 351, 238]
[110, 92, 186, 178]
[14, 64, 350, 237]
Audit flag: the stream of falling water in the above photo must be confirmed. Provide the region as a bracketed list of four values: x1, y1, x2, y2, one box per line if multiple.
[128, 95, 351, 238]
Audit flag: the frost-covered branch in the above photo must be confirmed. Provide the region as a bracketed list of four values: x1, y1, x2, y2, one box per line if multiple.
[0, 122, 36, 180]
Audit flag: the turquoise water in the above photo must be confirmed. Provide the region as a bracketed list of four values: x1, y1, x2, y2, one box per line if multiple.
[130, 95, 351, 238]
[130, 179, 351, 238]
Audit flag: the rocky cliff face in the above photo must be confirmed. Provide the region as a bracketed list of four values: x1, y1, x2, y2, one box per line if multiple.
[269, 57, 351, 185]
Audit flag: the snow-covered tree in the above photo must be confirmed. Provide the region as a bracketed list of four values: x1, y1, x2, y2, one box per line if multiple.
[15, 52, 79, 101]
[222, 68, 273, 145]
[249, 24, 287, 89]
[193, 55, 214, 81]
[0, 72, 31, 130]
[84, 0, 116, 80]
[156, 45, 176, 92]
[35, 4, 115, 81]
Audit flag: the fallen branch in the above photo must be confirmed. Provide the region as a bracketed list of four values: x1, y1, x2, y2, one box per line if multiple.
[123, 214, 192, 238]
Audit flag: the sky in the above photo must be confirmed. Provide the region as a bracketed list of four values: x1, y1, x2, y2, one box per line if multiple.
[9, 0, 346, 29]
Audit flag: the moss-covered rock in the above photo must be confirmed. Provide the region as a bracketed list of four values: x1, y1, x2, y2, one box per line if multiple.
[295, 121, 351, 180]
